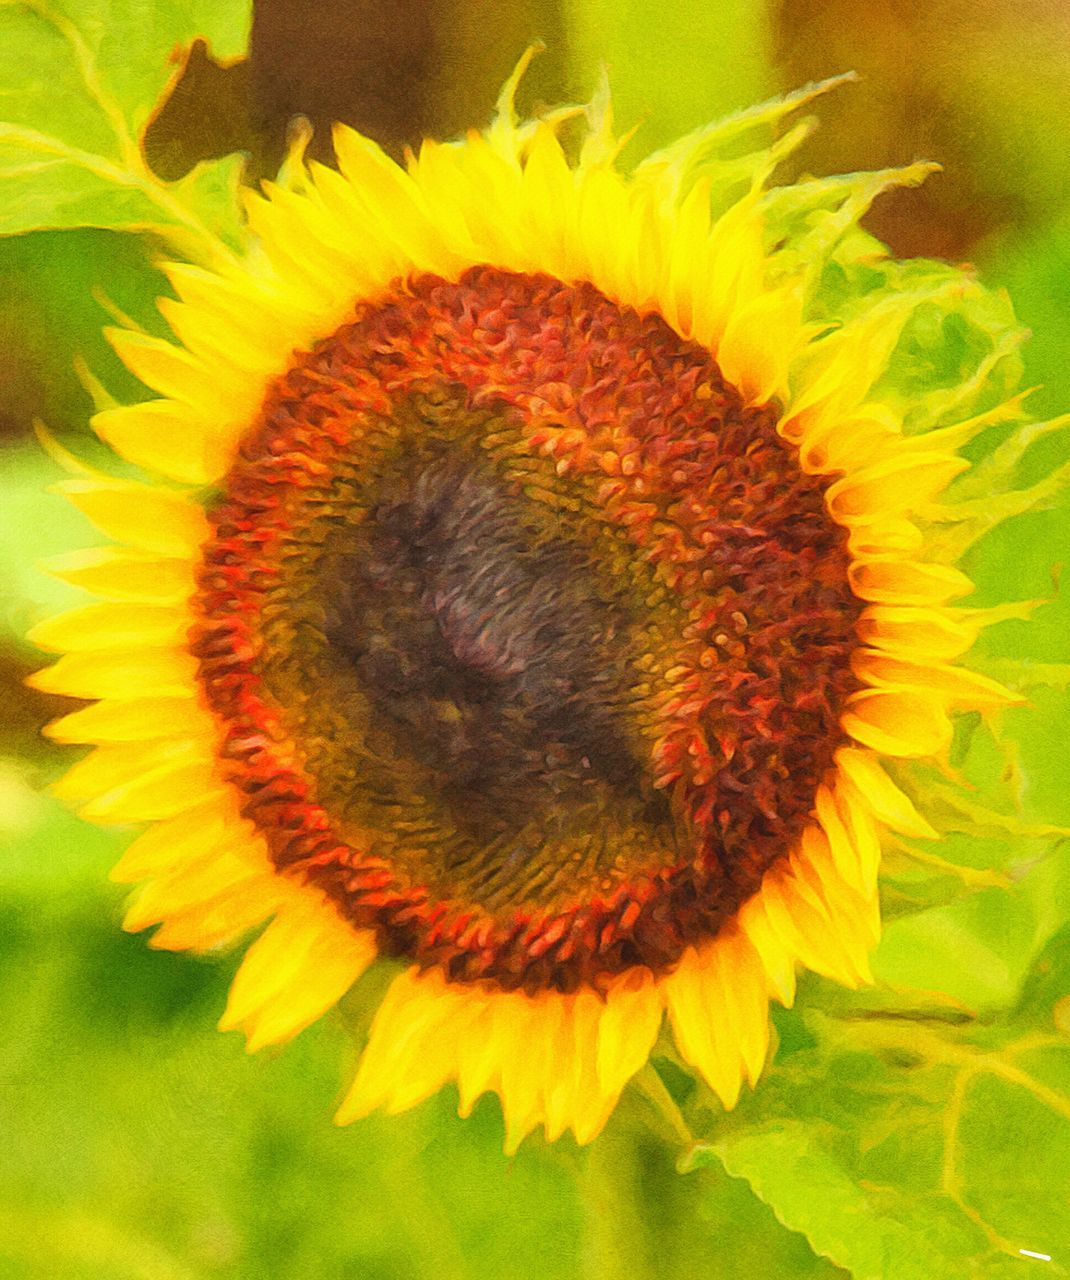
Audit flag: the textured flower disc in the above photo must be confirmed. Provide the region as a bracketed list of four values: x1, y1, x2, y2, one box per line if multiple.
[196, 267, 863, 995]
[31, 64, 1026, 1150]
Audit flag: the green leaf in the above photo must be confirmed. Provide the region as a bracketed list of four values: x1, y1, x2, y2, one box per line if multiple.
[989, 211, 1070, 423]
[0, 228, 172, 444]
[873, 859, 1065, 1012]
[1, 443, 101, 655]
[582, 1093, 847, 1280]
[1015, 923, 1070, 1031]
[697, 1013, 1070, 1279]
[0, 758, 120, 890]
[0, 0, 251, 259]
[563, 0, 774, 163]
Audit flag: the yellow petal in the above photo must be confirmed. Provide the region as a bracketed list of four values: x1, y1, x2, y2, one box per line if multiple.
[856, 606, 979, 661]
[841, 688, 953, 758]
[846, 515, 926, 558]
[221, 897, 377, 1050]
[147, 878, 282, 952]
[814, 784, 867, 894]
[521, 122, 577, 281]
[26, 603, 189, 653]
[494, 995, 550, 1153]
[111, 795, 249, 882]
[575, 163, 632, 295]
[242, 186, 373, 318]
[622, 184, 664, 311]
[455, 994, 505, 1119]
[44, 697, 211, 744]
[834, 748, 938, 840]
[833, 781, 883, 892]
[407, 137, 509, 264]
[335, 967, 464, 1125]
[690, 189, 765, 350]
[851, 651, 1020, 709]
[106, 329, 250, 418]
[717, 283, 809, 406]
[53, 739, 205, 802]
[559, 992, 617, 1146]
[519, 995, 572, 1145]
[658, 176, 712, 340]
[41, 547, 194, 604]
[794, 403, 901, 475]
[160, 262, 308, 376]
[715, 927, 772, 1087]
[27, 648, 199, 700]
[596, 967, 663, 1097]
[52, 478, 209, 557]
[332, 125, 464, 277]
[781, 299, 914, 442]
[81, 755, 221, 823]
[737, 891, 797, 1007]
[848, 558, 975, 605]
[663, 942, 743, 1107]
[93, 400, 231, 486]
[826, 452, 969, 524]
[791, 830, 881, 952]
[761, 865, 871, 987]
[123, 843, 270, 933]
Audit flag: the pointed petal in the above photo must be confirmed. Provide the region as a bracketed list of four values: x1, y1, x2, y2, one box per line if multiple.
[110, 795, 246, 883]
[663, 943, 744, 1108]
[335, 967, 466, 1125]
[826, 453, 969, 524]
[40, 548, 194, 604]
[93, 399, 231, 486]
[842, 689, 953, 758]
[835, 748, 938, 840]
[44, 697, 211, 744]
[222, 898, 377, 1050]
[54, 478, 209, 557]
[27, 648, 199, 700]
[848, 558, 974, 605]
[26, 604, 189, 653]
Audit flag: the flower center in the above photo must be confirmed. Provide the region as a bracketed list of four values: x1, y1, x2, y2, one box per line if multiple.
[193, 267, 863, 993]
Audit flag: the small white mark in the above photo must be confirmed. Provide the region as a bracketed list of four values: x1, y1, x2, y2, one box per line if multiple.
[1019, 1249, 1052, 1262]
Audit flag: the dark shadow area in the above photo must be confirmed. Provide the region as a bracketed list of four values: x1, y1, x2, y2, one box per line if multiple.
[145, 0, 568, 181]
[775, 0, 1021, 260]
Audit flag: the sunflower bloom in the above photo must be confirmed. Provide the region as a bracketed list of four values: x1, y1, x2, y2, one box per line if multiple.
[31, 61, 1025, 1153]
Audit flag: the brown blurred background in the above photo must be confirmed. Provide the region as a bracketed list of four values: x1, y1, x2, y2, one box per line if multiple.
[145, 0, 569, 179]
[141, 0, 1070, 263]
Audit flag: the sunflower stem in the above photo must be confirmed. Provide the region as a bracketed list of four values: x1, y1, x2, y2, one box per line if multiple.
[578, 1088, 702, 1280]
[578, 1124, 661, 1280]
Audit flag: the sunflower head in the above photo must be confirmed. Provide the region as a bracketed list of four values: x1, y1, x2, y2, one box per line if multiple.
[30, 61, 1025, 1152]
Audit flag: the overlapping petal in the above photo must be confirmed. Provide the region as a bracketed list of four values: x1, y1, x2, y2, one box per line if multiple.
[30, 67, 1025, 1149]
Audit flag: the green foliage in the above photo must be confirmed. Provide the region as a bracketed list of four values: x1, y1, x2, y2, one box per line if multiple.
[581, 1110, 848, 1280]
[1, 2, 1069, 1279]
[0, 229, 170, 444]
[563, 0, 773, 162]
[987, 210, 1070, 423]
[0, 839, 584, 1280]
[1, 446, 96, 657]
[0, 0, 250, 257]
[693, 1007, 1070, 1279]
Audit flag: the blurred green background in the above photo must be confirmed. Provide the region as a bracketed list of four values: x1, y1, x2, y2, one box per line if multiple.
[2, 2, 1069, 1277]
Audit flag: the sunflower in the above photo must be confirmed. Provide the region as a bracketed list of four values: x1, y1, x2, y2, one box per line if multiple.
[30, 57, 1024, 1153]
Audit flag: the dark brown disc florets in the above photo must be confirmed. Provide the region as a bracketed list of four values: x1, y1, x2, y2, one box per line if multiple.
[192, 267, 862, 993]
